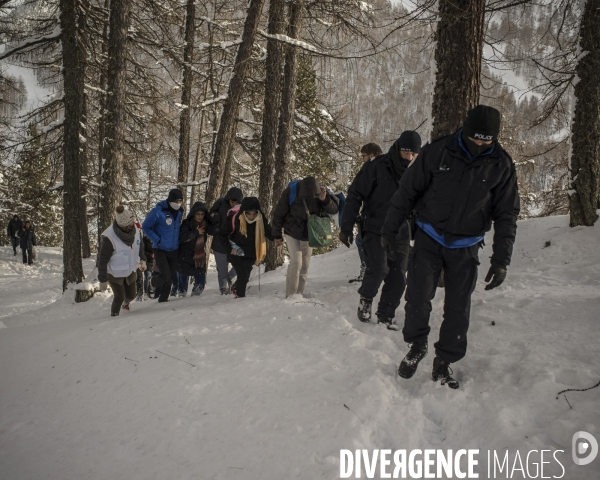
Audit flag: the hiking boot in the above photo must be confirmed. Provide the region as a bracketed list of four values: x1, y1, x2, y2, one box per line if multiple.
[376, 313, 393, 327]
[230, 283, 238, 298]
[357, 296, 372, 323]
[170, 285, 178, 297]
[191, 284, 204, 296]
[432, 356, 460, 389]
[178, 291, 187, 298]
[122, 302, 130, 311]
[136, 292, 143, 302]
[386, 320, 401, 331]
[398, 341, 428, 379]
[111, 312, 119, 317]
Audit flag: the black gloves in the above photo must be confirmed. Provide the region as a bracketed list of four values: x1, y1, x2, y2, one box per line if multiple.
[339, 231, 354, 248]
[381, 233, 397, 261]
[485, 259, 507, 290]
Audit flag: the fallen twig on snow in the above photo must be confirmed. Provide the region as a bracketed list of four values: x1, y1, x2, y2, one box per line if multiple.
[185, 337, 201, 355]
[156, 350, 196, 367]
[563, 395, 572, 409]
[344, 404, 364, 424]
[556, 379, 600, 399]
[124, 357, 139, 363]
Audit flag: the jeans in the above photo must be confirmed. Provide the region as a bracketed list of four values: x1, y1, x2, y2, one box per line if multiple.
[214, 251, 236, 293]
[177, 271, 206, 293]
[355, 233, 366, 266]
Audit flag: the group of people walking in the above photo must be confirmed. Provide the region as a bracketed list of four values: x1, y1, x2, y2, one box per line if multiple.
[7, 215, 36, 265]
[11, 103, 518, 388]
[97, 179, 339, 317]
[340, 104, 519, 388]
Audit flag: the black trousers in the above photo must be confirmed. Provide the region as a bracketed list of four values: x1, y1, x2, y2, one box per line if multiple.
[22, 248, 33, 265]
[108, 279, 137, 315]
[358, 232, 410, 318]
[230, 257, 253, 298]
[403, 228, 480, 363]
[152, 249, 179, 302]
[11, 237, 19, 254]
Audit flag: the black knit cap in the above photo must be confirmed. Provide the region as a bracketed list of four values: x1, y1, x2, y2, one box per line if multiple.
[167, 188, 183, 202]
[462, 105, 501, 142]
[240, 196, 261, 213]
[396, 131, 421, 153]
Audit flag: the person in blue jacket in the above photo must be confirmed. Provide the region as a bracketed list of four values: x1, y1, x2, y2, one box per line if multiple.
[142, 189, 184, 303]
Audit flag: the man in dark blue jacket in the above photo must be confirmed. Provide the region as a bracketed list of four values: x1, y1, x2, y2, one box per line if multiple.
[340, 131, 421, 327]
[142, 189, 184, 302]
[382, 105, 520, 388]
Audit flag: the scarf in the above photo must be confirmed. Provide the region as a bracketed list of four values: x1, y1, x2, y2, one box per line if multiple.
[112, 220, 136, 246]
[239, 212, 266, 265]
[193, 219, 207, 269]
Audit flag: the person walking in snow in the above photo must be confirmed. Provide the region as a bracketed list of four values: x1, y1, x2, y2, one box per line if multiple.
[177, 202, 211, 296]
[7, 214, 23, 256]
[17, 220, 36, 265]
[352, 143, 384, 283]
[98, 206, 147, 316]
[340, 131, 421, 328]
[382, 105, 520, 389]
[271, 176, 339, 297]
[135, 223, 154, 301]
[208, 187, 243, 294]
[142, 189, 184, 303]
[218, 197, 273, 298]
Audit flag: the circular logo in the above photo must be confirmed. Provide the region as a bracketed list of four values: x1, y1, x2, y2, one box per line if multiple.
[166, 218, 173, 225]
[573, 431, 598, 466]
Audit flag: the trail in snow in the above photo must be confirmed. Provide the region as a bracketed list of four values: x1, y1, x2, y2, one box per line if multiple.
[0, 215, 598, 479]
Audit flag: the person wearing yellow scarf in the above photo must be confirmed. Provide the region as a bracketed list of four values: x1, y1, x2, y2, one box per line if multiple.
[218, 196, 273, 297]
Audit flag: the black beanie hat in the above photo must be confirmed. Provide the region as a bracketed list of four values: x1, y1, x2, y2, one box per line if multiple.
[462, 105, 501, 142]
[396, 131, 422, 153]
[167, 189, 183, 202]
[240, 196, 261, 213]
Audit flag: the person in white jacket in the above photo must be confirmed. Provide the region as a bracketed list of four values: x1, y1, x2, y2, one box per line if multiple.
[98, 206, 147, 316]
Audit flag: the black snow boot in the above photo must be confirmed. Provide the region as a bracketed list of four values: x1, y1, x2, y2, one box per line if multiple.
[170, 285, 178, 297]
[398, 341, 428, 379]
[377, 313, 393, 327]
[432, 356, 460, 389]
[386, 319, 401, 331]
[357, 296, 373, 323]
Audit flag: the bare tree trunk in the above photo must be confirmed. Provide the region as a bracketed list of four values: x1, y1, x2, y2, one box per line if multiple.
[258, 0, 286, 214]
[205, 0, 266, 207]
[569, 0, 600, 227]
[178, 0, 196, 208]
[430, 0, 485, 138]
[265, 0, 304, 272]
[98, 0, 131, 236]
[80, 88, 91, 258]
[96, 0, 110, 248]
[59, 0, 85, 294]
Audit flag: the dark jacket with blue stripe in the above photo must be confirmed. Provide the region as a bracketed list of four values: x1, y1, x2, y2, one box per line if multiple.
[382, 133, 520, 266]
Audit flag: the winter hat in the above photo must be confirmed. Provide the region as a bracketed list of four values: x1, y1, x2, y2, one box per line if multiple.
[115, 205, 135, 228]
[224, 187, 243, 204]
[462, 105, 501, 142]
[396, 131, 422, 153]
[167, 189, 183, 203]
[240, 197, 261, 213]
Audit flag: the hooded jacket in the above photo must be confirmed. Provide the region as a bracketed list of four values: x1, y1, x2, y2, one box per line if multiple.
[382, 132, 520, 266]
[208, 187, 243, 254]
[8, 218, 23, 237]
[341, 140, 411, 240]
[18, 225, 36, 250]
[178, 202, 211, 275]
[142, 199, 183, 252]
[271, 176, 339, 241]
[218, 197, 273, 265]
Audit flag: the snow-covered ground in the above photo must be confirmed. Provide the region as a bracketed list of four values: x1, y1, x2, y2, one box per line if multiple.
[0, 215, 599, 479]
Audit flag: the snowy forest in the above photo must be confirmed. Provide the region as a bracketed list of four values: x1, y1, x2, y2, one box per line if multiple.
[1, 0, 599, 293]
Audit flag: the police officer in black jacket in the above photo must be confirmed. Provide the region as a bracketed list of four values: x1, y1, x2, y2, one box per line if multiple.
[340, 131, 421, 327]
[382, 105, 520, 389]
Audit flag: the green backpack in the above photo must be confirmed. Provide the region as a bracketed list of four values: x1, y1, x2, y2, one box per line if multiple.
[303, 199, 333, 248]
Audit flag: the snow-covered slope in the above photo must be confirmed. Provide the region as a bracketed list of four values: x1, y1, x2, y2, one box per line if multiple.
[0, 215, 598, 479]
